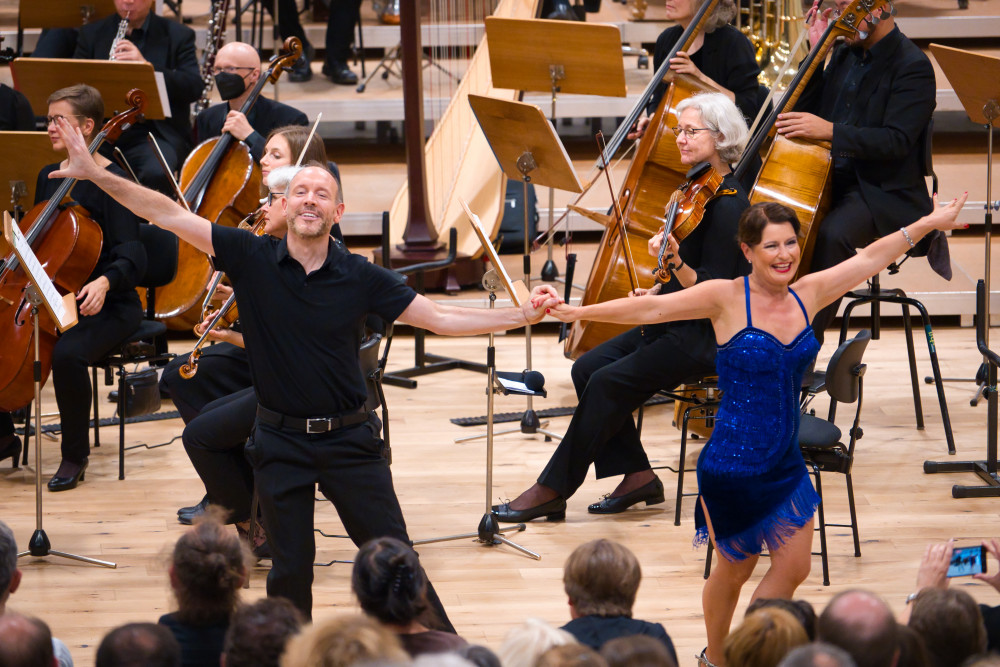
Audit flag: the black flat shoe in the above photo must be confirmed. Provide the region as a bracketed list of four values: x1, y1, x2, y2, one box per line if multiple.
[47, 458, 88, 492]
[0, 435, 21, 468]
[287, 54, 313, 82]
[492, 496, 566, 523]
[587, 477, 665, 514]
[178, 495, 210, 525]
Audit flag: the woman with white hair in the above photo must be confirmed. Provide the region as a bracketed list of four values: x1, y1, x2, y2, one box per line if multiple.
[494, 92, 753, 522]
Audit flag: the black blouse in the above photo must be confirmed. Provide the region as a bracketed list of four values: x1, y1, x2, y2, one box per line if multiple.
[649, 24, 763, 123]
[35, 162, 146, 292]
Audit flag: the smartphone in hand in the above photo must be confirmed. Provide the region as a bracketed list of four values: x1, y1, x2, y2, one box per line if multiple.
[947, 544, 987, 578]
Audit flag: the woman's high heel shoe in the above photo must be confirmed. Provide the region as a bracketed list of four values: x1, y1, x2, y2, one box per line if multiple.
[47, 458, 88, 492]
[0, 435, 21, 469]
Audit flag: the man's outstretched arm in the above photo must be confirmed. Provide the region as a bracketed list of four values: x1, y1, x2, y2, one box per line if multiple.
[49, 117, 215, 256]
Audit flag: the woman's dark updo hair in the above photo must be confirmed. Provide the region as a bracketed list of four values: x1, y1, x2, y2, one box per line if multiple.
[170, 516, 246, 625]
[737, 202, 801, 247]
[351, 537, 430, 627]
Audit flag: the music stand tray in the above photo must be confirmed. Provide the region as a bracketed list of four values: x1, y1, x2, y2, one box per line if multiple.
[923, 44, 1000, 497]
[11, 58, 167, 120]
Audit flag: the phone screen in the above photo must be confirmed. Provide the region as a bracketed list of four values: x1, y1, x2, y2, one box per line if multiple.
[947, 545, 986, 578]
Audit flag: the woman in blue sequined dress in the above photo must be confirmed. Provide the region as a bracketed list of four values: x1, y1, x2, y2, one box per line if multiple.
[544, 193, 966, 666]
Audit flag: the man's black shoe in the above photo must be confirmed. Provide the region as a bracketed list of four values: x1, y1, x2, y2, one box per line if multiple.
[325, 61, 358, 86]
[177, 495, 210, 524]
[288, 54, 313, 82]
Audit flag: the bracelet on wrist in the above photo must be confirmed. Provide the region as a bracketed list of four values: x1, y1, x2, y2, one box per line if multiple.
[900, 227, 916, 249]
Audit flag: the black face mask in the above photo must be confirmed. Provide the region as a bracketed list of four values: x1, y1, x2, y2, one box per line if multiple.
[214, 71, 246, 101]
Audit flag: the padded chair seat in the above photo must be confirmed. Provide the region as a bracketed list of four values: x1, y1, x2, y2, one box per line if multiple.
[798, 414, 841, 448]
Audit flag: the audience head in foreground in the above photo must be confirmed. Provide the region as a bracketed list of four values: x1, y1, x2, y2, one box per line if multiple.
[724, 607, 810, 667]
[280, 613, 409, 667]
[818, 590, 899, 667]
[95, 622, 181, 667]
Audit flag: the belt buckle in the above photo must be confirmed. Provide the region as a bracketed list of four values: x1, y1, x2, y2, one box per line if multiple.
[306, 417, 332, 434]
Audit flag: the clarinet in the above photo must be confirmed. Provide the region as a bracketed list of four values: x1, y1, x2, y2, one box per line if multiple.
[108, 12, 129, 61]
[194, 0, 230, 115]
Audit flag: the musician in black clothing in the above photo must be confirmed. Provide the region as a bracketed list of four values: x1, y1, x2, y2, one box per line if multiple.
[9, 85, 146, 492]
[53, 120, 560, 619]
[192, 42, 308, 162]
[495, 93, 750, 522]
[630, 0, 762, 139]
[775, 0, 939, 344]
[0, 85, 34, 131]
[323, 0, 364, 85]
[73, 0, 202, 195]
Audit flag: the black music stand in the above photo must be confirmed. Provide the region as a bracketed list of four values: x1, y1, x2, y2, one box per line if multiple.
[484, 17, 625, 283]
[923, 46, 1000, 496]
[468, 94, 581, 440]
[3, 213, 116, 569]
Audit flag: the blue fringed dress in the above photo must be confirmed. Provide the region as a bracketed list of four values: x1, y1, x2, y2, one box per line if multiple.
[694, 276, 821, 561]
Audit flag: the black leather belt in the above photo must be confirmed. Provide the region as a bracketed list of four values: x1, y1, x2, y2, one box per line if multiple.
[256, 405, 368, 434]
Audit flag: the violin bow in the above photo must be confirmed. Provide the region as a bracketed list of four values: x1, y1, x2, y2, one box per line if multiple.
[294, 113, 323, 167]
[595, 131, 641, 293]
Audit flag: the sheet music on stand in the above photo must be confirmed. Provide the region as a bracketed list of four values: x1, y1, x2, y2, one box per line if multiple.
[2, 211, 77, 332]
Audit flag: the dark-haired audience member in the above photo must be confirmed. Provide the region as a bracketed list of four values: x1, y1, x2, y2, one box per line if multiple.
[600, 635, 678, 667]
[0, 83, 34, 131]
[745, 598, 818, 642]
[817, 590, 899, 667]
[1, 521, 73, 667]
[158, 517, 247, 667]
[906, 538, 1000, 653]
[95, 623, 181, 667]
[221, 598, 304, 667]
[908, 589, 986, 667]
[0, 612, 55, 667]
[352, 537, 466, 657]
[456, 645, 502, 667]
[895, 624, 931, 667]
[280, 614, 410, 667]
[538, 644, 609, 667]
[559, 539, 677, 664]
[777, 643, 857, 667]
[724, 607, 809, 667]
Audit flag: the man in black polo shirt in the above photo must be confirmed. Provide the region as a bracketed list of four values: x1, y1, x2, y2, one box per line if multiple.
[51, 116, 560, 621]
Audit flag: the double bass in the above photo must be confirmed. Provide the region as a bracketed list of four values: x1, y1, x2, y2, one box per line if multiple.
[153, 37, 302, 329]
[0, 90, 147, 411]
[743, 0, 878, 278]
[563, 0, 721, 359]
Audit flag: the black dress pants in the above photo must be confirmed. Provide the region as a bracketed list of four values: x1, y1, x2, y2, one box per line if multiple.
[52, 292, 143, 463]
[182, 387, 257, 523]
[160, 342, 252, 425]
[807, 187, 879, 345]
[325, 0, 363, 66]
[538, 324, 714, 499]
[246, 419, 453, 630]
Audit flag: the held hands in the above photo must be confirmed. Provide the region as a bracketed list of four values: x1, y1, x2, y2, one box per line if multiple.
[524, 285, 562, 324]
[77, 276, 110, 316]
[49, 118, 101, 181]
[775, 112, 834, 141]
[222, 111, 254, 142]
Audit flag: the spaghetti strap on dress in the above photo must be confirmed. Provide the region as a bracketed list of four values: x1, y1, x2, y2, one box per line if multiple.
[694, 276, 821, 561]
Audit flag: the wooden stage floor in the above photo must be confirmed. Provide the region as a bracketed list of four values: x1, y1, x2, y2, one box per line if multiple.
[3, 326, 1000, 666]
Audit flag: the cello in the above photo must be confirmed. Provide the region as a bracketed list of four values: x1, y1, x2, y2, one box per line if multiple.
[153, 37, 302, 330]
[0, 90, 147, 412]
[563, 0, 721, 359]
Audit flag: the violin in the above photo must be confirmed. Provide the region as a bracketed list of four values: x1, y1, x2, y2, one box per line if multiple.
[153, 37, 303, 330]
[0, 90, 147, 411]
[652, 163, 725, 282]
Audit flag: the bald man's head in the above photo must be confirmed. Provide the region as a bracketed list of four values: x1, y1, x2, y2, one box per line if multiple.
[818, 590, 898, 667]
